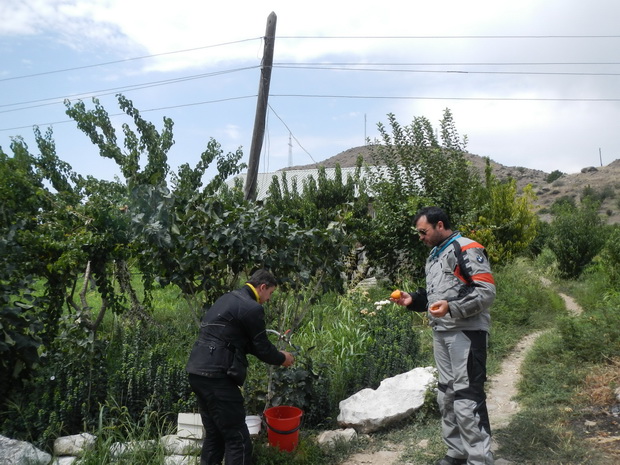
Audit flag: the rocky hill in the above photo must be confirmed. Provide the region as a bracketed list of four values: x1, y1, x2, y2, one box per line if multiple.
[286, 145, 620, 224]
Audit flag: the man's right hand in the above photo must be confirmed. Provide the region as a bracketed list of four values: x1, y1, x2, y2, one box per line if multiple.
[391, 291, 413, 307]
[281, 351, 295, 367]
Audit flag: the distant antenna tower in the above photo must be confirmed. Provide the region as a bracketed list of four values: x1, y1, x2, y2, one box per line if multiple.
[288, 132, 293, 167]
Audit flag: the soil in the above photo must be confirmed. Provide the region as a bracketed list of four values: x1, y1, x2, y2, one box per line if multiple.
[338, 286, 619, 464]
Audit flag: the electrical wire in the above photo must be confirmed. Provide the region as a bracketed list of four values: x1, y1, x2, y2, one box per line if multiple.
[267, 104, 319, 165]
[0, 66, 258, 114]
[0, 37, 262, 82]
[274, 64, 620, 77]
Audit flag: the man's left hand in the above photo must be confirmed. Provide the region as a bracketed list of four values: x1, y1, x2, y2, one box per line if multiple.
[429, 300, 449, 318]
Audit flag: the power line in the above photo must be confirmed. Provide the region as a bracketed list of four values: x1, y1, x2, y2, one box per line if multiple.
[6, 34, 618, 84]
[271, 93, 620, 102]
[267, 104, 319, 165]
[0, 66, 258, 114]
[0, 38, 262, 83]
[274, 64, 620, 77]
[276, 61, 620, 66]
[0, 95, 256, 133]
[4, 92, 620, 133]
[278, 35, 620, 39]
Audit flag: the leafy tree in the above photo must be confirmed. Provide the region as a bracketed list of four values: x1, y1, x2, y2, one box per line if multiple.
[467, 158, 539, 264]
[549, 200, 607, 278]
[364, 109, 482, 280]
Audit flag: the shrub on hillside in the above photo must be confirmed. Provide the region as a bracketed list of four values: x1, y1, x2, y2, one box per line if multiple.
[549, 201, 607, 278]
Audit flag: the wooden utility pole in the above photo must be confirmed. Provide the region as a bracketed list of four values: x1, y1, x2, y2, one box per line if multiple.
[244, 12, 277, 202]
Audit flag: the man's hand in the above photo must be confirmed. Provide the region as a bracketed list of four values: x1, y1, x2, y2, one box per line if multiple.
[429, 300, 449, 318]
[281, 351, 295, 367]
[390, 291, 413, 306]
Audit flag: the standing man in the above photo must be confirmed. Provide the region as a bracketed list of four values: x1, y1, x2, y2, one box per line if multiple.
[392, 206, 496, 465]
[186, 269, 295, 465]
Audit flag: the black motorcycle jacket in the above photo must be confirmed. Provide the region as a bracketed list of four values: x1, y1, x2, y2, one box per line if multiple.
[186, 285, 285, 383]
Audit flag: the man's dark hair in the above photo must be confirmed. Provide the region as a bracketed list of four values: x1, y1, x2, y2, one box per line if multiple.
[247, 269, 277, 288]
[414, 206, 452, 230]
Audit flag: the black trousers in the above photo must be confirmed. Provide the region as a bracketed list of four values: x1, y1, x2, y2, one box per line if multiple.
[188, 374, 252, 465]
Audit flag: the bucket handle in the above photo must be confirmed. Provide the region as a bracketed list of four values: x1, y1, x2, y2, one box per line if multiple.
[262, 417, 302, 435]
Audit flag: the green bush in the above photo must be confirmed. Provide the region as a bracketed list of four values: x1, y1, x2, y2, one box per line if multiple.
[545, 170, 564, 183]
[549, 202, 607, 278]
[106, 322, 194, 422]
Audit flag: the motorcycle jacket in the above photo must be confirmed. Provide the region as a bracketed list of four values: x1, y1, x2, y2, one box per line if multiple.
[409, 232, 496, 331]
[186, 285, 285, 384]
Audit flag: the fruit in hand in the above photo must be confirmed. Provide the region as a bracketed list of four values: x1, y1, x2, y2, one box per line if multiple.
[390, 289, 402, 300]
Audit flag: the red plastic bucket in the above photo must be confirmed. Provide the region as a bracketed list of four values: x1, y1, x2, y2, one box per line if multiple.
[263, 406, 303, 451]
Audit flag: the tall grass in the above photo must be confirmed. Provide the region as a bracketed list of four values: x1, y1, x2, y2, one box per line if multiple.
[493, 256, 620, 464]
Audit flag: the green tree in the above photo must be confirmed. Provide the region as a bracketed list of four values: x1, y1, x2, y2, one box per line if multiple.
[467, 158, 539, 264]
[364, 109, 482, 280]
[549, 200, 607, 278]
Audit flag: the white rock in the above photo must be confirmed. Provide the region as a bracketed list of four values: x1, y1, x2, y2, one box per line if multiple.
[164, 455, 200, 465]
[337, 366, 437, 433]
[51, 457, 78, 465]
[53, 432, 96, 457]
[0, 435, 52, 465]
[316, 428, 357, 448]
[109, 439, 157, 458]
[160, 435, 202, 456]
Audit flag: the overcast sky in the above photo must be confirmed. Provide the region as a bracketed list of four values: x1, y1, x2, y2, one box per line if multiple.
[1, 0, 619, 183]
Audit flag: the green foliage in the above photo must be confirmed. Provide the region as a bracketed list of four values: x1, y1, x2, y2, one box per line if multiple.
[580, 183, 615, 205]
[468, 161, 538, 264]
[545, 170, 564, 183]
[526, 219, 552, 257]
[348, 299, 421, 390]
[106, 322, 194, 421]
[1, 312, 109, 448]
[550, 195, 576, 214]
[548, 201, 607, 278]
[597, 226, 620, 285]
[365, 109, 482, 279]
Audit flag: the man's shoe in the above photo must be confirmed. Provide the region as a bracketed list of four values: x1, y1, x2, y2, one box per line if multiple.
[434, 456, 467, 465]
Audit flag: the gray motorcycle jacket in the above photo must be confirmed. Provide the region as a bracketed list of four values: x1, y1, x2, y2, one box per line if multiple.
[415, 232, 496, 331]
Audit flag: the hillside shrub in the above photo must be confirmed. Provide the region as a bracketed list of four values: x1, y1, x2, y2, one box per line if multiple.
[545, 170, 564, 183]
[549, 201, 607, 278]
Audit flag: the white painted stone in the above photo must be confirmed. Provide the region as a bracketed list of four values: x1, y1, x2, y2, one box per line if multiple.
[316, 428, 357, 448]
[337, 366, 437, 433]
[177, 413, 204, 439]
[160, 435, 202, 456]
[0, 435, 52, 465]
[163, 454, 200, 465]
[109, 439, 157, 458]
[51, 457, 77, 465]
[53, 432, 96, 457]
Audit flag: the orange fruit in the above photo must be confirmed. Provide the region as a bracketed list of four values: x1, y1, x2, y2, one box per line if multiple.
[390, 289, 402, 300]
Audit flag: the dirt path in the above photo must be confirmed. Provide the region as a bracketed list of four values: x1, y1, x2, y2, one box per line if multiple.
[339, 288, 582, 465]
